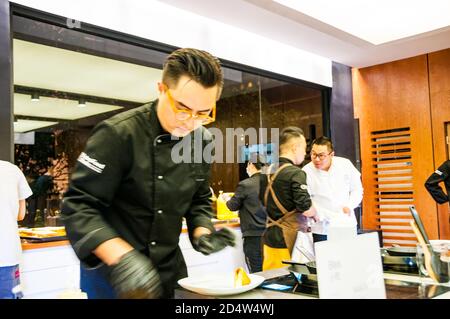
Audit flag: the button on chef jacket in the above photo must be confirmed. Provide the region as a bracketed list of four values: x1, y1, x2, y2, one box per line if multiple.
[61, 101, 215, 296]
[302, 156, 363, 235]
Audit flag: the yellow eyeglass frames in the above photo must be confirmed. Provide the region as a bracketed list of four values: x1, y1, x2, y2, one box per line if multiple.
[163, 84, 216, 125]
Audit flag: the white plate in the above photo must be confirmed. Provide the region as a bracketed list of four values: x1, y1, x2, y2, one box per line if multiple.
[177, 273, 265, 296]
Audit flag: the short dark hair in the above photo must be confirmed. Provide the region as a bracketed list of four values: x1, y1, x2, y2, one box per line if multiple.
[279, 126, 305, 147]
[248, 153, 266, 170]
[162, 48, 224, 98]
[311, 136, 334, 152]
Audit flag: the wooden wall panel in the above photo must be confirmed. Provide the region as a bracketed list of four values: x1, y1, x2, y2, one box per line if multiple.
[352, 55, 439, 245]
[428, 49, 450, 239]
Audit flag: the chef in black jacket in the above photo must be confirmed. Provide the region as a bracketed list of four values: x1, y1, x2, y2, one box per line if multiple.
[61, 48, 235, 299]
[226, 153, 267, 273]
[425, 160, 450, 205]
[259, 127, 318, 270]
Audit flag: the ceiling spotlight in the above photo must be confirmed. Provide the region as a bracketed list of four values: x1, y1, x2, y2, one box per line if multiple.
[31, 93, 40, 102]
[78, 99, 87, 107]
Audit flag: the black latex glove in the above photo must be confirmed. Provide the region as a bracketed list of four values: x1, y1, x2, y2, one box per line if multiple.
[108, 249, 162, 299]
[192, 227, 236, 255]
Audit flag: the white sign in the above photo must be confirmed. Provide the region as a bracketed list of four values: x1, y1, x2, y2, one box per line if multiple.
[327, 215, 357, 242]
[315, 232, 386, 299]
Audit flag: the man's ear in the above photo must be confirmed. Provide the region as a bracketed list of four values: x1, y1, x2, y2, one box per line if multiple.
[157, 82, 165, 93]
[330, 151, 335, 157]
[291, 142, 298, 154]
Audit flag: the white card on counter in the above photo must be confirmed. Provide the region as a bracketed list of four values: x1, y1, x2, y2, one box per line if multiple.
[315, 232, 386, 299]
[327, 223, 357, 242]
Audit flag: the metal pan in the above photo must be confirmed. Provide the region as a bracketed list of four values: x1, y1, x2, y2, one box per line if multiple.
[385, 246, 417, 257]
[282, 260, 317, 274]
[382, 254, 417, 267]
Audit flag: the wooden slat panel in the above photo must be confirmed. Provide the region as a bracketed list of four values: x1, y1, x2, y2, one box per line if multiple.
[373, 158, 413, 165]
[353, 55, 438, 239]
[371, 130, 410, 138]
[375, 214, 412, 218]
[374, 179, 412, 188]
[375, 202, 414, 206]
[371, 145, 411, 152]
[375, 194, 414, 199]
[374, 188, 414, 192]
[378, 229, 415, 234]
[374, 172, 413, 178]
[372, 152, 412, 159]
[382, 236, 417, 241]
[374, 166, 413, 171]
[375, 222, 412, 226]
[370, 136, 411, 145]
[375, 207, 412, 211]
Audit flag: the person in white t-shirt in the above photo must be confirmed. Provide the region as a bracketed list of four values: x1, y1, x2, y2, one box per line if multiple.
[0, 160, 33, 299]
[302, 137, 363, 243]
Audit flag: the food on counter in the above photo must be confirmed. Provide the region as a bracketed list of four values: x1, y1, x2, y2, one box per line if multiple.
[217, 191, 238, 220]
[19, 226, 66, 238]
[234, 267, 251, 287]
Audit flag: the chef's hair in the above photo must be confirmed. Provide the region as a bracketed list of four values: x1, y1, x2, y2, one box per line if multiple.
[311, 136, 334, 152]
[163, 48, 224, 98]
[279, 126, 305, 153]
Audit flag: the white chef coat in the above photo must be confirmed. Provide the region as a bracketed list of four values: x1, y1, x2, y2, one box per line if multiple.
[302, 156, 363, 235]
[0, 161, 33, 266]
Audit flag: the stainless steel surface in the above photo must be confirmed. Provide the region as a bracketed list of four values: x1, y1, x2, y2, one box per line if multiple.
[282, 260, 316, 274]
[385, 246, 417, 257]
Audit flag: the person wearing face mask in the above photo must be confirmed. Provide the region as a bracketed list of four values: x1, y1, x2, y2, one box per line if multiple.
[61, 48, 236, 299]
[302, 136, 363, 243]
[260, 127, 318, 270]
[225, 153, 267, 273]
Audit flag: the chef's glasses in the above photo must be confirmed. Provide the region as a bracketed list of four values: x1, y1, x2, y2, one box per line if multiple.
[163, 84, 216, 125]
[311, 152, 332, 160]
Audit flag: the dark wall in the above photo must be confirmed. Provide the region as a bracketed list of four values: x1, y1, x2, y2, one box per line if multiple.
[330, 61, 357, 166]
[0, 0, 13, 162]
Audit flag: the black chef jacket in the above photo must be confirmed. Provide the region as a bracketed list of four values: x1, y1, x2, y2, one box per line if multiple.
[259, 157, 312, 248]
[226, 173, 267, 237]
[61, 100, 215, 296]
[425, 160, 450, 204]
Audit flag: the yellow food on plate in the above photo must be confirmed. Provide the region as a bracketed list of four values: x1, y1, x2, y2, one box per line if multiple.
[234, 267, 251, 287]
[19, 227, 66, 238]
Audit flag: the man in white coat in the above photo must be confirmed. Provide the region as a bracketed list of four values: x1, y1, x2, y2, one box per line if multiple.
[0, 160, 33, 299]
[302, 137, 363, 243]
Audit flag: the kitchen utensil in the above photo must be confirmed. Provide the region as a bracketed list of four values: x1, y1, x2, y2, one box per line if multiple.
[410, 220, 441, 283]
[409, 207, 430, 243]
[282, 260, 317, 274]
[295, 246, 315, 262]
[409, 206, 449, 283]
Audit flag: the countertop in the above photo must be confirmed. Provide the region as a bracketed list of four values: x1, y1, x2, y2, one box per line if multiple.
[21, 218, 241, 250]
[21, 240, 71, 251]
[175, 267, 450, 299]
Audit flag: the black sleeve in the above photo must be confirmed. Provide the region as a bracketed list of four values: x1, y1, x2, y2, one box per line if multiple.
[61, 122, 127, 266]
[226, 182, 246, 211]
[185, 129, 215, 241]
[425, 162, 450, 204]
[185, 175, 215, 240]
[259, 173, 268, 205]
[291, 170, 312, 212]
